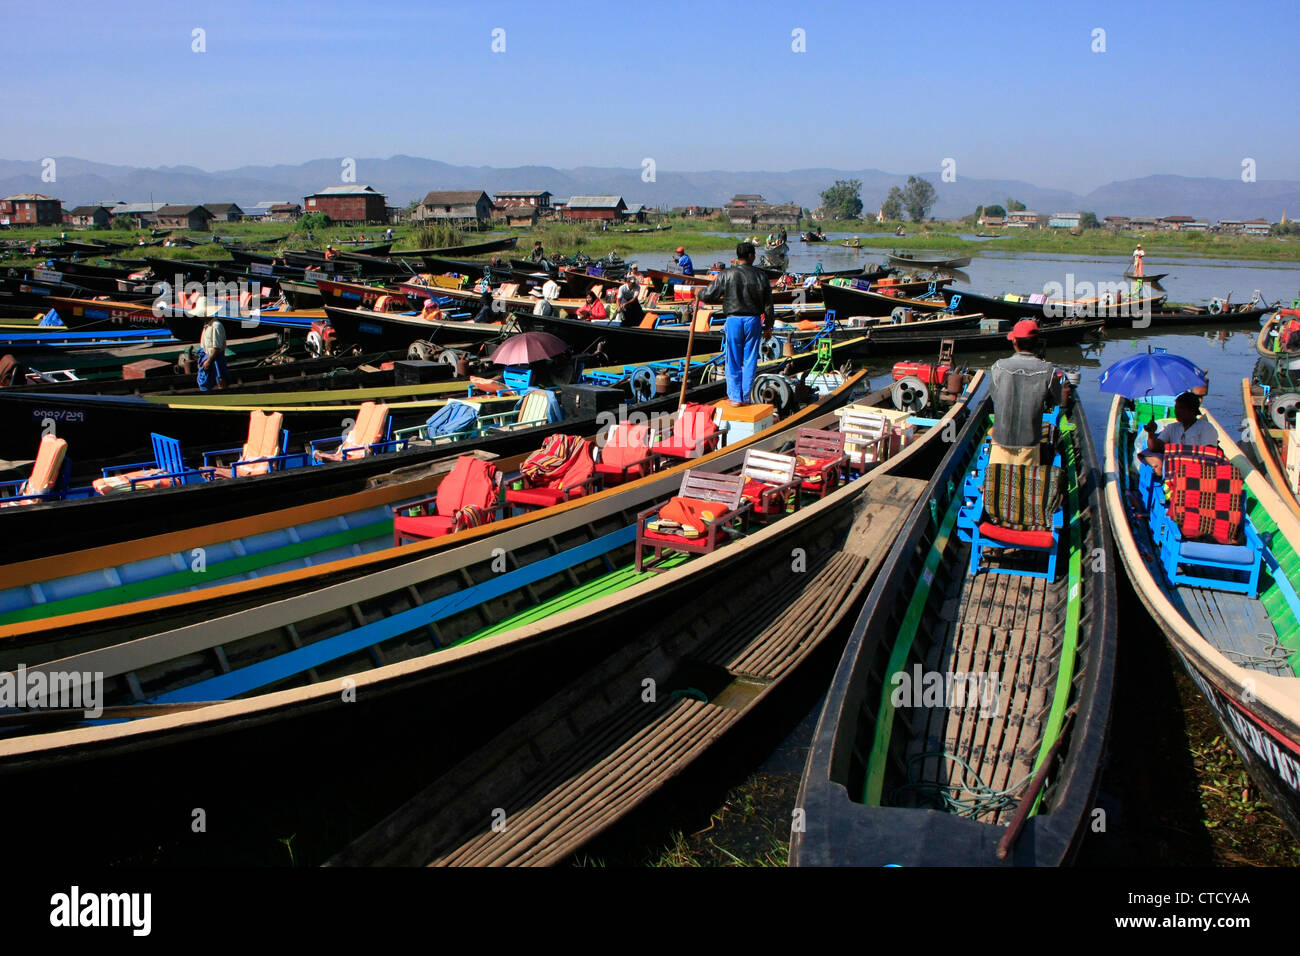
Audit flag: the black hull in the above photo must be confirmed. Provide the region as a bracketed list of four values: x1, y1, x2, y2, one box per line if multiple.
[322, 305, 503, 353]
[821, 281, 948, 318]
[1104, 306, 1270, 329]
[864, 319, 1104, 355]
[0, 378, 736, 559]
[792, 394, 1116, 866]
[1171, 647, 1300, 838]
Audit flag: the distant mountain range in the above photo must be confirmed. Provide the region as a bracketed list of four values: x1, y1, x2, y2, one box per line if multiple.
[0, 156, 1296, 223]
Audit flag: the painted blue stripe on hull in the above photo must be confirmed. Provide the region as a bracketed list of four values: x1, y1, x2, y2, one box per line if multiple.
[150, 525, 636, 703]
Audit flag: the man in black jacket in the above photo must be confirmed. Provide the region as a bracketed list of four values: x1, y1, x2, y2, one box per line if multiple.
[699, 242, 775, 405]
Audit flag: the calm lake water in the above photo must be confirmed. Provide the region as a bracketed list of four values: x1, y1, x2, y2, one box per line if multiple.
[635, 242, 1300, 447]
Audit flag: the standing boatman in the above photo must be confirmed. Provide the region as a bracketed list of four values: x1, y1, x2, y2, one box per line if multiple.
[989, 320, 1063, 465]
[698, 241, 775, 407]
[673, 246, 694, 276]
[197, 311, 228, 392]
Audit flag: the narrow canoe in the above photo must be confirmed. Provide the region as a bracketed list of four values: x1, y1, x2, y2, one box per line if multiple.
[1103, 395, 1300, 837]
[792, 394, 1116, 865]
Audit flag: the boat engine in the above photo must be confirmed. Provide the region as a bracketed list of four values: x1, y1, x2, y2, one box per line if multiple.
[750, 373, 799, 415]
[306, 320, 337, 358]
[1268, 392, 1300, 429]
[891, 375, 930, 413]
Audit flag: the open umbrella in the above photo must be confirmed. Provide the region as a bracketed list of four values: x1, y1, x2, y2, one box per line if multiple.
[1098, 348, 1206, 399]
[487, 331, 569, 366]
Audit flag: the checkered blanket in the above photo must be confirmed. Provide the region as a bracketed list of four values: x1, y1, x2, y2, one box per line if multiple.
[1166, 453, 1244, 545]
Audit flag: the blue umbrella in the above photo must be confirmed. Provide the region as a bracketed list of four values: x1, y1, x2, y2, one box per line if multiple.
[1098, 349, 1206, 399]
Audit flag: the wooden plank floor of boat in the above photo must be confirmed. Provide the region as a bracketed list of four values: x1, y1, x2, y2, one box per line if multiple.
[423, 475, 926, 866]
[903, 545, 1064, 826]
[1174, 585, 1292, 677]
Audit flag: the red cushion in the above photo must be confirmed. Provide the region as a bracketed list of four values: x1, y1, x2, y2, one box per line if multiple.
[600, 423, 652, 469]
[394, 514, 455, 538]
[506, 487, 567, 508]
[794, 455, 838, 478]
[436, 457, 498, 517]
[979, 522, 1055, 549]
[595, 462, 645, 480]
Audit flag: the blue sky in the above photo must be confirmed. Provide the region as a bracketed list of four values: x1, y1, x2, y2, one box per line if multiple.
[3, 0, 1297, 192]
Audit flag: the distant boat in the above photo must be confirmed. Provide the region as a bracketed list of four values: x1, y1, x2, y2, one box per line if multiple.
[1124, 271, 1168, 283]
[887, 252, 973, 270]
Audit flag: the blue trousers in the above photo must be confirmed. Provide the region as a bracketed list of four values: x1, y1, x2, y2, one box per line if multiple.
[197, 348, 227, 392]
[724, 314, 762, 403]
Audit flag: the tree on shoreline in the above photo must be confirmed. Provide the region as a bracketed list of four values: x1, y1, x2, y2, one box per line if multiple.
[819, 180, 863, 220]
[902, 177, 937, 222]
[880, 186, 904, 221]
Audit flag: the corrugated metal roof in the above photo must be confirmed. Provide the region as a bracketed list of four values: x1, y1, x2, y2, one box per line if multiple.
[494, 189, 551, 197]
[309, 185, 384, 196]
[113, 202, 168, 214]
[156, 204, 212, 216]
[421, 190, 489, 205]
[1, 193, 57, 201]
[568, 195, 625, 208]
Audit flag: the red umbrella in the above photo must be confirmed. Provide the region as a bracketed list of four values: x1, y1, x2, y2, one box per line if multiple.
[488, 331, 570, 365]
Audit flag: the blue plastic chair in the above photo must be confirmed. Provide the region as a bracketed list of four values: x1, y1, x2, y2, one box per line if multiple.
[99, 433, 216, 490]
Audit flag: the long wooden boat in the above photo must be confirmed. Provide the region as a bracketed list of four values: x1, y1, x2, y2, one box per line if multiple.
[388, 236, 518, 258]
[822, 281, 951, 318]
[7, 351, 411, 398]
[320, 304, 505, 354]
[864, 317, 1105, 356]
[939, 286, 1167, 323]
[1241, 378, 1300, 523]
[1256, 312, 1300, 368]
[0, 379, 520, 464]
[0, 331, 284, 379]
[886, 252, 973, 270]
[0, 372, 870, 656]
[0, 346, 829, 557]
[792, 394, 1116, 865]
[328, 376, 985, 866]
[1104, 395, 1300, 837]
[0, 374, 940, 864]
[1123, 271, 1168, 283]
[1122, 304, 1271, 330]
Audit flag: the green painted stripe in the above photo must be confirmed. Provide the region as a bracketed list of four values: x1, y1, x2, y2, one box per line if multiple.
[862, 475, 965, 806]
[0, 520, 391, 625]
[1029, 417, 1083, 815]
[455, 553, 691, 645]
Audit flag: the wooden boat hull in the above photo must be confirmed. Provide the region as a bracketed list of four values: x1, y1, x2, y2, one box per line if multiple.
[0, 349, 822, 558]
[1241, 378, 1300, 523]
[821, 281, 950, 318]
[940, 287, 1167, 323]
[321, 305, 505, 354]
[1103, 396, 1300, 838]
[886, 253, 973, 270]
[864, 318, 1104, 355]
[329, 387, 984, 866]
[792, 394, 1116, 865]
[0, 377, 932, 864]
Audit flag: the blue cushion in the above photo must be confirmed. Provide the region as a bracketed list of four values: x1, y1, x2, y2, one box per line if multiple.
[1180, 540, 1256, 565]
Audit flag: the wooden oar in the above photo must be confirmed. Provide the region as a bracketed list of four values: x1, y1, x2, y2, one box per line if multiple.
[677, 295, 701, 410]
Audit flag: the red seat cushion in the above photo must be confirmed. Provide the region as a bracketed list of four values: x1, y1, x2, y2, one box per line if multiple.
[595, 461, 645, 481]
[794, 455, 838, 478]
[642, 527, 711, 546]
[979, 522, 1055, 549]
[506, 487, 568, 508]
[741, 477, 786, 512]
[1165, 454, 1244, 545]
[394, 514, 455, 538]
